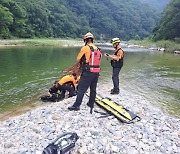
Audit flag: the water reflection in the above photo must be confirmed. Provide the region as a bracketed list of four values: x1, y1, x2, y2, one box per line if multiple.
[0, 47, 79, 113]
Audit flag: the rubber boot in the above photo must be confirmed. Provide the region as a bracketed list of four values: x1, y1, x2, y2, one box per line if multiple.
[110, 89, 119, 95]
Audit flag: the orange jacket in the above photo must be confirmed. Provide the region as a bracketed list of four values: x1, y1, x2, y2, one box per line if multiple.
[58, 75, 80, 88]
[114, 47, 124, 61]
[77, 43, 97, 63]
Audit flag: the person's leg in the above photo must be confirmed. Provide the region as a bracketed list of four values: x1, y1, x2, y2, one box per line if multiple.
[88, 73, 99, 108]
[59, 85, 74, 97]
[67, 86, 75, 97]
[112, 67, 120, 90]
[112, 68, 116, 91]
[68, 72, 91, 110]
[112, 67, 121, 93]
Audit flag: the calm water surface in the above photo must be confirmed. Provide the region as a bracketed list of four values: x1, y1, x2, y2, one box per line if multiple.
[0, 46, 179, 117]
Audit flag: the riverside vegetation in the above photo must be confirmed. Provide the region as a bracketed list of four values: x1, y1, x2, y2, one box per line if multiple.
[0, 0, 163, 40]
[0, 0, 179, 52]
[0, 39, 83, 47]
[128, 38, 180, 53]
[1, 38, 179, 53]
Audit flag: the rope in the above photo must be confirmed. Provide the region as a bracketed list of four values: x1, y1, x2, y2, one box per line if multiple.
[0, 62, 81, 121]
[63, 61, 81, 77]
[0, 92, 41, 121]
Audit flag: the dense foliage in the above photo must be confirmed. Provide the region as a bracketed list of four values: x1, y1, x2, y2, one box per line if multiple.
[153, 0, 180, 41]
[0, 0, 164, 40]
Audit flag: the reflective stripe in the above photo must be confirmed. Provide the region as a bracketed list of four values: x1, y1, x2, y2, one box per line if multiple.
[91, 52, 94, 71]
[89, 47, 101, 73]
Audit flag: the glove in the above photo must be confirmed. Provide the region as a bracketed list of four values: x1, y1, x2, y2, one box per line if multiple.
[49, 86, 58, 94]
[104, 53, 109, 57]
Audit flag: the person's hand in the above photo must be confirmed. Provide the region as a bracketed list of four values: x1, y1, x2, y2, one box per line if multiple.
[65, 91, 70, 98]
[104, 53, 109, 57]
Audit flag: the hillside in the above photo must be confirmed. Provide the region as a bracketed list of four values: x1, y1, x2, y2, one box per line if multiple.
[153, 0, 180, 40]
[0, 0, 164, 40]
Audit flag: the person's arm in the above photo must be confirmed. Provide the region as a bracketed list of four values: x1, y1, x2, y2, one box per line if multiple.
[77, 46, 91, 63]
[104, 53, 119, 60]
[117, 49, 124, 61]
[77, 50, 84, 62]
[76, 76, 80, 84]
[49, 85, 58, 95]
[104, 49, 123, 61]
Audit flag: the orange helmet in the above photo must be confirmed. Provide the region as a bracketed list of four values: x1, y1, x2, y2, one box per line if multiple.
[83, 32, 94, 40]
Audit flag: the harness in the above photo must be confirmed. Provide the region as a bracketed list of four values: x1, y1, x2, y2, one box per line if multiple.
[80, 45, 102, 73]
[111, 48, 124, 68]
[88, 45, 102, 73]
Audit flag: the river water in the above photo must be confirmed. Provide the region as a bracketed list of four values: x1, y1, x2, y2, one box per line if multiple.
[0, 46, 179, 117]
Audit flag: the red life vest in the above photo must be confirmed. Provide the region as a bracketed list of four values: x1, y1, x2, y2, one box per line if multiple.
[89, 46, 102, 73]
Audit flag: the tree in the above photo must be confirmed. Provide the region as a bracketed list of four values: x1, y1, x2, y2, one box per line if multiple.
[0, 0, 168, 39]
[0, 4, 13, 38]
[153, 0, 180, 40]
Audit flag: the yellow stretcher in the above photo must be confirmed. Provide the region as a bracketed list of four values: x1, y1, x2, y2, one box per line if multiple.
[95, 95, 141, 123]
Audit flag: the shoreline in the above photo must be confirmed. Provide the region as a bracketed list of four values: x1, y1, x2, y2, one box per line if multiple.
[127, 39, 180, 53]
[1, 39, 179, 53]
[0, 82, 179, 154]
[0, 39, 84, 48]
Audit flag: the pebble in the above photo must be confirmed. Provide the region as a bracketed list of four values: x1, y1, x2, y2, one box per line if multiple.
[0, 84, 179, 154]
[79, 146, 87, 154]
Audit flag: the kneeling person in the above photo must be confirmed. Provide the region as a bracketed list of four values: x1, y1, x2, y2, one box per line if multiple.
[41, 73, 80, 102]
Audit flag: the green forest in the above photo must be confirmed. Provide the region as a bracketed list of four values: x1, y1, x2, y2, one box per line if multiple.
[152, 0, 180, 41]
[0, 0, 179, 41]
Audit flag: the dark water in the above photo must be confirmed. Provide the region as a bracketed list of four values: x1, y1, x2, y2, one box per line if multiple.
[0, 46, 179, 117]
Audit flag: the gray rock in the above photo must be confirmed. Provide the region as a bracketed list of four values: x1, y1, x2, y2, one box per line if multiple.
[48, 134, 55, 140]
[4, 142, 13, 148]
[0, 83, 179, 154]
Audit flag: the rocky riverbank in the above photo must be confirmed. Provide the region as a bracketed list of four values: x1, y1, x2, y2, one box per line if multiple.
[0, 83, 179, 154]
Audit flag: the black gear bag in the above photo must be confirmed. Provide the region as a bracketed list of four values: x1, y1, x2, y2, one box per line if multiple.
[42, 132, 79, 154]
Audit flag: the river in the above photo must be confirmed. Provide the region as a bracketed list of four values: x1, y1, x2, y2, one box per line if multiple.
[0, 45, 179, 117]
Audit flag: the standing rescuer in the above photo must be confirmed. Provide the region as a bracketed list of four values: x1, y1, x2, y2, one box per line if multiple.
[104, 37, 124, 94]
[68, 32, 102, 113]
